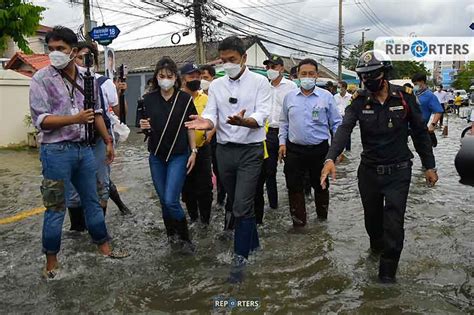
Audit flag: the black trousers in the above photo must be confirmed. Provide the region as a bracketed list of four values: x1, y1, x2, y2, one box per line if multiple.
[265, 128, 279, 208]
[284, 141, 329, 193]
[211, 141, 226, 204]
[182, 144, 213, 224]
[357, 162, 412, 262]
[216, 143, 263, 229]
[254, 159, 268, 225]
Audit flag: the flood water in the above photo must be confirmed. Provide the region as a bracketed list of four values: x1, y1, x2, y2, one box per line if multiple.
[0, 114, 472, 314]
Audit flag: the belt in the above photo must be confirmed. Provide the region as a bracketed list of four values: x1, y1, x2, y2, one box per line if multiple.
[219, 142, 262, 147]
[287, 140, 328, 149]
[268, 127, 279, 132]
[371, 161, 412, 175]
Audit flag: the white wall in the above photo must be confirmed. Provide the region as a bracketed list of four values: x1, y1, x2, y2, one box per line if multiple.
[0, 70, 31, 147]
[246, 43, 268, 69]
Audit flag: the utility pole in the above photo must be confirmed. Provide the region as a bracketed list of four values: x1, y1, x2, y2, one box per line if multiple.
[83, 0, 92, 43]
[337, 0, 343, 80]
[193, 0, 205, 65]
[361, 31, 365, 52]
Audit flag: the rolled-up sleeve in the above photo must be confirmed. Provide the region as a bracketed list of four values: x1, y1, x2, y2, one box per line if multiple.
[249, 79, 271, 127]
[29, 75, 52, 132]
[278, 93, 290, 145]
[327, 94, 343, 134]
[201, 82, 218, 128]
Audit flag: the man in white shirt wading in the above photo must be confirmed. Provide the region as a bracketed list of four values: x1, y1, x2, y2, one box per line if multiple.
[263, 55, 297, 209]
[334, 80, 352, 151]
[185, 36, 271, 283]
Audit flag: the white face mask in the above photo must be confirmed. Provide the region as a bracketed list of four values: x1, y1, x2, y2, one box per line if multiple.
[200, 79, 211, 91]
[158, 78, 175, 91]
[76, 65, 95, 75]
[267, 69, 280, 81]
[49, 50, 74, 70]
[222, 62, 243, 78]
[300, 77, 316, 90]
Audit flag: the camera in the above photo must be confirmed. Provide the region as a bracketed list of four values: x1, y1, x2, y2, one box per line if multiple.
[83, 52, 94, 68]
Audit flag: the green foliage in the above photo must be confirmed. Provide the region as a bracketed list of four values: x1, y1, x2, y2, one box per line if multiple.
[342, 40, 374, 71]
[452, 61, 474, 90]
[0, 0, 45, 54]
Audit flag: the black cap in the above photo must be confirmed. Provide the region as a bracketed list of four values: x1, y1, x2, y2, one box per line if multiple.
[179, 63, 200, 75]
[355, 50, 392, 74]
[263, 55, 284, 66]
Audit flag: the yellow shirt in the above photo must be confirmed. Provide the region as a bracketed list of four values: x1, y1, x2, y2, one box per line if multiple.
[193, 92, 208, 148]
[454, 96, 462, 106]
[263, 121, 269, 159]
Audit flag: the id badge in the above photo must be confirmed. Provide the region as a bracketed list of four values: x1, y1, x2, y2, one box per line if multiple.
[71, 106, 79, 116]
[312, 107, 320, 121]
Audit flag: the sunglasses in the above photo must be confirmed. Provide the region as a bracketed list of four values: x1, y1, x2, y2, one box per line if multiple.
[360, 70, 383, 80]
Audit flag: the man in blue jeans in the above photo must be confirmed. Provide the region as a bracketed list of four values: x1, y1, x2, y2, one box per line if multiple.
[29, 26, 128, 279]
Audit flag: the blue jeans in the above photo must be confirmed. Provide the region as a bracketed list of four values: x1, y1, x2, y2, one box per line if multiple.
[149, 153, 188, 221]
[68, 138, 110, 208]
[40, 142, 110, 254]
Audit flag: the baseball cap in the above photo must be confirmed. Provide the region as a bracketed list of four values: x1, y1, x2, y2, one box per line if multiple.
[263, 55, 284, 66]
[179, 63, 200, 75]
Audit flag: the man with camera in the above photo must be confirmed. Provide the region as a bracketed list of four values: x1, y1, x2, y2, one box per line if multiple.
[29, 26, 128, 279]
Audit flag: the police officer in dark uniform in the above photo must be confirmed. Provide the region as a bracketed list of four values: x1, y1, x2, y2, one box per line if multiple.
[321, 50, 438, 283]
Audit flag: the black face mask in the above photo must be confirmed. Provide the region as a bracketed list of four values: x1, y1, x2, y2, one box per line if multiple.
[364, 77, 385, 93]
[186, 80, 201, 92]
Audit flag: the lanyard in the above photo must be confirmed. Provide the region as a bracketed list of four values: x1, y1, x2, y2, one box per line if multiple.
[61, 71, 78, 106]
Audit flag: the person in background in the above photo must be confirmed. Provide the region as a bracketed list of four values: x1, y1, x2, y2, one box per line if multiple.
[454, 92, 462, 115]
[403, 83, 413, 89]
[180, 63, 213, 225]
[30, 26, 128, 278]
[433, 84, 448, 126]
[325, 81, 337, 95]
[185, 36, 271, 282]
[411, 73, 443, 147]
[334, 80, 352, 152]
[279, 58, 342, 227]
[200, 65, 215, 95]
[263, 55, 298, 209]
[140, 57, 197, 251]
[254, 125, 270, 225]
[289, 65, 299, 86]
[200, 64, 226, 208]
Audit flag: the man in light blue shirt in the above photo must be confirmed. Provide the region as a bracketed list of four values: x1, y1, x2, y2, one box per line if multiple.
[278, 58, 342, 227]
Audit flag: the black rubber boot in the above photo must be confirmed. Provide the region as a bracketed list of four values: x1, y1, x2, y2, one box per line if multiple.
[163, 217, 177, 240]
[174, 218, 195, 253]
[68, 207, 86, 232]
[378, 257, 399, 283]
[109, 181, 132, 215]
[184, 199, 199, 223]
[370, 238, 384, 255]
[315, 189, 329, 220]
[289, 191, 307, 227]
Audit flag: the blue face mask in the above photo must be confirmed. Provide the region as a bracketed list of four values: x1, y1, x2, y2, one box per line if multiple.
[300, 77, 316, 90]
[413, 85, 420, 93]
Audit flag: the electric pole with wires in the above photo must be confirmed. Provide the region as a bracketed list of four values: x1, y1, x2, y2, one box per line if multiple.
[193, 0, 205, 64]
[83, 0, 92, 43]
[338, 0, 343, 80]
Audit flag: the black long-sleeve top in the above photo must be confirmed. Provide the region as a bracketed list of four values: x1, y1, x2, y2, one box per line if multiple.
[143, 89, 197, 161]
[326, 84, 436, 169]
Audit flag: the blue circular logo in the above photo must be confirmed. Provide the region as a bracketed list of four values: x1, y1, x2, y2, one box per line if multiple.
[228, 298, 237, 309]
[411, 40, 428, 58]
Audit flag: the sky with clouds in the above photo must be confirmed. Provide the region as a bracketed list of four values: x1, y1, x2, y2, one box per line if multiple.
[34, 0, 473, 70]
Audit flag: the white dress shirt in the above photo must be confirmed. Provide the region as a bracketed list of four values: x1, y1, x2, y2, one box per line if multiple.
[334, 92, 352, 116]
[434, 90, 448, 104]
[202, 67, 271, 144]
[268, 77, 298, 128]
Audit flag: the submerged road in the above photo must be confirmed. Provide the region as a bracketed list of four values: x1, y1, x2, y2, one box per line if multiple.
[0, 114, 472, 313]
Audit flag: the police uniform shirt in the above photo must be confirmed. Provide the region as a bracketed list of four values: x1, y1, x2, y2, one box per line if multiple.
[326, 84, 435, 169]
[144, 89, 197, 159]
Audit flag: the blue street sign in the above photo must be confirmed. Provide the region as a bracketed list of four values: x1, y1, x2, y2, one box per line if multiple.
[89, 25, 120, 43]
[470, 22, 474, 30]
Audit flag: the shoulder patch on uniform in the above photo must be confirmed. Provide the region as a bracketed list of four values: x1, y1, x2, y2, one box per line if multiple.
[404, 86, 413, 94]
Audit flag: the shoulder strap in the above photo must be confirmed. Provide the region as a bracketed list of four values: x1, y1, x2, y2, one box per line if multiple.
[59, 70, 85, 95]
[153, 91, 181, 157]
[165, 93, 193, 162]
[97, 75, 108, 86]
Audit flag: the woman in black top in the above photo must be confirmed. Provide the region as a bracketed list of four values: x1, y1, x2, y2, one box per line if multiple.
[140, 57, 197, 250]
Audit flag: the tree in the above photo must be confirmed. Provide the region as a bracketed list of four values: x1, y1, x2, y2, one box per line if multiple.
[343, 39, 430, 79]
[452, 61, 474, 90]
[0, 0, 45, 54]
